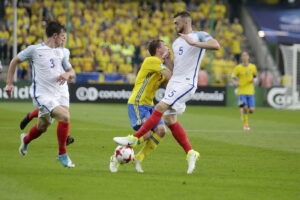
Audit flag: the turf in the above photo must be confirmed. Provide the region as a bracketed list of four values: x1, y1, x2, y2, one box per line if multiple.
[0, 102, 299, 200]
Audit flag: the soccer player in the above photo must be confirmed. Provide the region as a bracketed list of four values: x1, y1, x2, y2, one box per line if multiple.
[113, 11, 220, 174]
[110, 39, 172, 173]
[5, 21, 76, 167]
[232, 51, 257, 130]
[19, 34, 75, 146]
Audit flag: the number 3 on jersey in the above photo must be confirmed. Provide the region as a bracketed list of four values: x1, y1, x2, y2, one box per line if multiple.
[50, 58, 55, 68]
[178, 47, 183, 55]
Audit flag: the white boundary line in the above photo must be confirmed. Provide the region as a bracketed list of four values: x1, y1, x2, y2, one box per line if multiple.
[0, 126, 298, 134]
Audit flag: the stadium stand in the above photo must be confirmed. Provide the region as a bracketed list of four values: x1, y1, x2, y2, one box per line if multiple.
[0, 0, 245, 85]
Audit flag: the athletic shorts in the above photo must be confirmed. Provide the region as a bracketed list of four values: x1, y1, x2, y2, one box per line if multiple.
[238, 95, 255, 108]
[128, 104, 164, 131]
[32, 94, 69, 123]
[162, 81, 196, 115]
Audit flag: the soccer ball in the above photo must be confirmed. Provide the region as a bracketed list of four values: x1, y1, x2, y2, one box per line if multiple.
[114, 145, 134, 164]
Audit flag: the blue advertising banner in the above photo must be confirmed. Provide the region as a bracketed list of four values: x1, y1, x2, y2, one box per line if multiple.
[248, 6, 300, 43]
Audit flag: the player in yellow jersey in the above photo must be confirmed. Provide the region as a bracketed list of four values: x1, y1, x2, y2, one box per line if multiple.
[110, 40, 172, 173]
[232, 51, 257, 130]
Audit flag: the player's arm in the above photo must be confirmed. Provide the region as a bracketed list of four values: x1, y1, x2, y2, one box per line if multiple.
[57, 48, 76, 85]
[5, 56, 22, 98]
[251, 75, 258, 85]
[162, 50, 174, 71]
[57, 68, 75, 85]
[179, 33, 220, 50]
[231, 76, 239, 87]
[251, 65, 258, 85]
[231, 68, 239, 87]
[6, 45, 35, 96]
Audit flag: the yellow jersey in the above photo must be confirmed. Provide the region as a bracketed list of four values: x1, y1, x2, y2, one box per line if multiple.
[232, 63, 257, 95]
[128, 56, 167, 106]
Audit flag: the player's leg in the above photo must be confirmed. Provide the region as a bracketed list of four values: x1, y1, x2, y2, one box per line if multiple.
[239, 95, 250, 130]
[127, 104, 153, 145]
[248, 107, 255, 114]
[242, 106, 250, 130]
[110, 104, 148, 172]
[113, 101, 170, 146]
[52, 105, 74, 168]
[133, 101, 169, 138]
[19, 117, 50, 156]
[135, 125, 166, 162]
[248, 95, 255, 114]
[163, 85, 200, 174]
[245, 95, 255, 130]
[20, 107, 74, 145]
[165, 114, 199, 174]
[239, 108, 243, 121]
[165, 114, 192, 154]
[133, 106, 166, 172]
[60, 106, 75, 146]
[113, 83, 192, 146]
[20, 109, 39, 130]
[134, 124, 166, 172]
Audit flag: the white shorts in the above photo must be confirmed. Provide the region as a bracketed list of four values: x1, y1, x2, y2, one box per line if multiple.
[32, 94, 69, 123]
[162, 81, 196, 115]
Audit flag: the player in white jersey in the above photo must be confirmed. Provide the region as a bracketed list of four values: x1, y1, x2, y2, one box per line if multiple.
[19, 36, 75, 146]
[5, 21, 76, 168]
[113, 11, 220, 174]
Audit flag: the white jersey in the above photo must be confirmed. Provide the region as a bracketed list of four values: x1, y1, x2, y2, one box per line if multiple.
[18, 43, 72, 98]
[171, 31, 212, 86]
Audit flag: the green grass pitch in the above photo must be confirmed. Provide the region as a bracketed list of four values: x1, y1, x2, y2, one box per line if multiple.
[0, 102, 299, 200]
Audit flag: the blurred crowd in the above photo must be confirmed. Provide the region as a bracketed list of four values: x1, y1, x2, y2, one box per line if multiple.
[0, 0, 245, 85]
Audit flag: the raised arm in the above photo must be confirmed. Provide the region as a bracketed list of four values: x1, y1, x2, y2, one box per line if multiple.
[179, 33, 220, 50]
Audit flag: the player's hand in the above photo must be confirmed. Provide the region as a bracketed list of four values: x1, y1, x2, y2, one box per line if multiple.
[68, 76, 75, 83]
[179, 33, 196, 46]
[56, 73, 69, 85]
[233, 81, 239, 87]
[5, 84, 14, 98]
[162, 50, 170, 61]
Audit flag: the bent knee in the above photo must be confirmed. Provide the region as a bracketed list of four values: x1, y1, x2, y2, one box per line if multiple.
[155, 101, 169, 113]
[164, 115, 177, 126]
[155, 126, 167, 137]
[249, 108, 255, 113]
[61, 114, 70, 122]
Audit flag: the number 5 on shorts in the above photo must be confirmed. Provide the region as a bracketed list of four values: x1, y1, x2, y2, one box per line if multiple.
[168, 90, 176, 97]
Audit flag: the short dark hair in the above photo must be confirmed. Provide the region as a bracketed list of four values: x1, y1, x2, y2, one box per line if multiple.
[174, 11, 191, 19]
[46, 21, 65, 37]
[148, 39, 163, 56]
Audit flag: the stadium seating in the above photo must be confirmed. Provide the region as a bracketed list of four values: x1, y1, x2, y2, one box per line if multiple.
[0, 0, 245, 85]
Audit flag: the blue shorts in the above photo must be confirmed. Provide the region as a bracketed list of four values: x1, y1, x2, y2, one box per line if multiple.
[128, 104, 164, 131]
[238, 95, 255, 108]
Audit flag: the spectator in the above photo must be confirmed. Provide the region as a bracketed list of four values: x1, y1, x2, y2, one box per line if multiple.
[198, 67, 209, 86]
[0, 24, 9, 60]
[259, 70, 273, 88]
